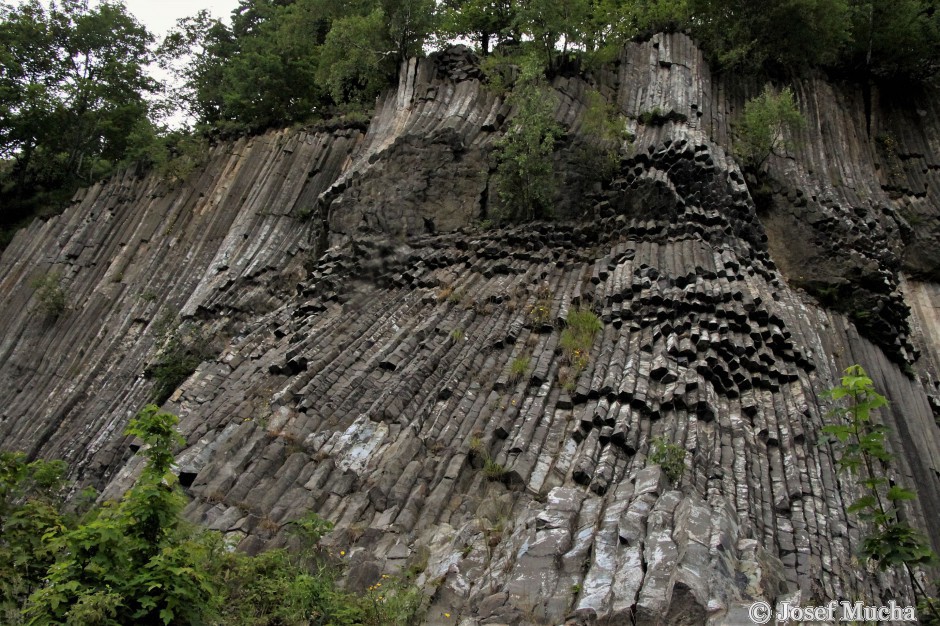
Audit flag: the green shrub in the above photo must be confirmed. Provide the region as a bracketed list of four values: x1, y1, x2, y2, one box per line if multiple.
[290, 511, 334, 548]
[0, 452, 68, 622]
[565, 308, 603, 338]
[491, 56, 562, 222]
[30, 271, 67, 318]
[24, 405, 209, 625]
[821, 365, 940, 621]
[212, 546, 360, 626]
[560, 308, 602, 376]
[734, 85, 805, 168]
[361, 574, 423, 626]
[134, 131, 210, 184]
[637, 106, 663, 125]
[649, 436, 686, 487]
[576, 89, 629, 183]
[146, 317, 215, 404]
[9, 406, 423, 625]
[527, 294, 553, 326]
[483, 458, 508, 481]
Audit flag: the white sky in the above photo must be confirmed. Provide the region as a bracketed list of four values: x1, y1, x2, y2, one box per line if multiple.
[122, 1, 245, 127]
[120, 0, 242, 37]
[3, 1, 243, 36]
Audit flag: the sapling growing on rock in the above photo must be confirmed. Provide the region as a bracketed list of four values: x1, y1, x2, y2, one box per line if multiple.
[735, 85, 804, 168]
[821, 365, 939, 622]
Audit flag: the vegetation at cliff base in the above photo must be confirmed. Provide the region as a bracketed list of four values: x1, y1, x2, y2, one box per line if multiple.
[821, 365, 940, 622]
[0, 405, 423, 625]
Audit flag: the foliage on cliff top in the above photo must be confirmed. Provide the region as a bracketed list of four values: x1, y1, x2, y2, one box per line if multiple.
[0, 0, 157, 241]
[3, 0, 940, 248]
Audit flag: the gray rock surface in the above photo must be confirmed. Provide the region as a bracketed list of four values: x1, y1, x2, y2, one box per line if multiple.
[1, 35, 940, 624]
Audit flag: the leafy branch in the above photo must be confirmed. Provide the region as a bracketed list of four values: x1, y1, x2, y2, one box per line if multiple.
[821, 365, 939, 622]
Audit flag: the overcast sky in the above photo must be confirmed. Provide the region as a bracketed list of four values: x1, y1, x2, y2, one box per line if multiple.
[120, 0, 242, 36]
[4, 1, 243, 36]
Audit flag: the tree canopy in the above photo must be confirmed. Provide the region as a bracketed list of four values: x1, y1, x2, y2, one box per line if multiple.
[2, 0, 940, 241]
[0, 0, 157, 231]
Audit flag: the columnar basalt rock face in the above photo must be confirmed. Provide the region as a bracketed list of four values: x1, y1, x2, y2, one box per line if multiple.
[0, 127, 364, 482]
[2, 34, 940, 625]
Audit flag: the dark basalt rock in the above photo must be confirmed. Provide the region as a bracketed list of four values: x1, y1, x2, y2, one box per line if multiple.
[1, 32, 940, 626]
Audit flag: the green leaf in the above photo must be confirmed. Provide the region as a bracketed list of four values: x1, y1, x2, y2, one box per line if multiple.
[887, 485, 916, 501]
[847, 495, 878, 513]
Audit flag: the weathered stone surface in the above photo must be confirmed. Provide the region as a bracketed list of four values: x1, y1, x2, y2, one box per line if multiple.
[2, 35, 940, 625]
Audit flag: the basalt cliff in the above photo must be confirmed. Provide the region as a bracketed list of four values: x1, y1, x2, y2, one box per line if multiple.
[2, 34, 940, 625]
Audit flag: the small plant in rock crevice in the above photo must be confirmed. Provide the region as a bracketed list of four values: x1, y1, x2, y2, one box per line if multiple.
[649, 436, 686, 487]
[437, 283, 454, 301]
[559, 308, 603, 386]
[483, 458, 508, 481]
[146, 315, 216, 404]
[30, 271, 67, 318]
[508, 355, 530, 384]
[526, 284, 554, 325]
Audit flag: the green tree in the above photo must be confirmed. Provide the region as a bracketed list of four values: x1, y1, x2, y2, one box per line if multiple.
[0, 453, 67, 623]
[318, 0, 437, 106]
[687, 0, 851, 73]
[317, 8, 393, 106]
[157, 10, 238, 129]
[161, 0, 435, 132]
[491, 57, 562, 221]
[845, 0, 940, 80]
[515, 0, 591, 71]
[0, 0, 158, 231]
[734, 85, 804, 168]
[160, 0, 331, 134]
[384, 0, 438, 63]
[438, 0, 519, 54]
[581, 0, 690, 63]
[223, 0, 335, 131]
